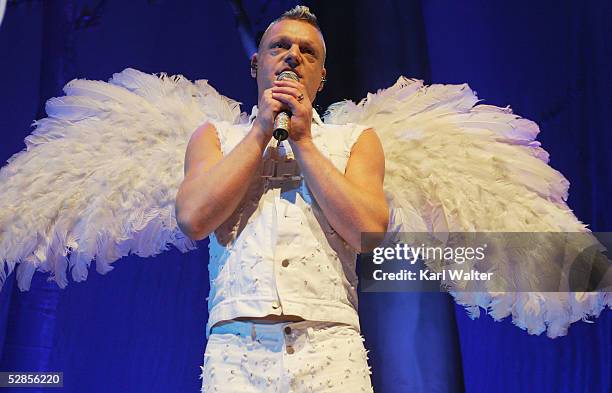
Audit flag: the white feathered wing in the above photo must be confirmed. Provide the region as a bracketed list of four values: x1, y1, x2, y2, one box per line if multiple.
[324, 77, 611, 338]
[0, 68, 243, 291]
[2, 69, 609, 338]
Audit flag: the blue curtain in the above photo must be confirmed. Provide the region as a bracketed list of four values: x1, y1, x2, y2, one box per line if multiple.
[0, 1, 609, 392]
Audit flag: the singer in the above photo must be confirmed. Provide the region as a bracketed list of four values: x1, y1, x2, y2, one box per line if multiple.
[175, 5, 388, 392]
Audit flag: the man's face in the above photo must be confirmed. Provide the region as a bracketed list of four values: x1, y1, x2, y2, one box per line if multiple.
[253, 19, 326, 103]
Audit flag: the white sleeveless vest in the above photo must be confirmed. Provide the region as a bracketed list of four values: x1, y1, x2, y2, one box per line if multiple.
[206, 107, 368, 338]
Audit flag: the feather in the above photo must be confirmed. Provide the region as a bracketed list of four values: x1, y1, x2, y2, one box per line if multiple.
[2, 68, 609, 338]
[0, 68, 242, 291]
[325, 77, 611, 338]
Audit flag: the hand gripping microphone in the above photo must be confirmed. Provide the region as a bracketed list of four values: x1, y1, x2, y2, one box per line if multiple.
[272, 70, 300, 143]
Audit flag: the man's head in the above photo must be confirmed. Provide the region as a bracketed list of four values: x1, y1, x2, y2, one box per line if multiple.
[251, 5, 327, 103]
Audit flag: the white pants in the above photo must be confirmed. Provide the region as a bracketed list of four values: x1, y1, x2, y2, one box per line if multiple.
[200, 320, 374, 393]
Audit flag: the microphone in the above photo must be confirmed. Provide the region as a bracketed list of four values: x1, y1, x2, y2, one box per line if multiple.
[273, 70, 300, 142]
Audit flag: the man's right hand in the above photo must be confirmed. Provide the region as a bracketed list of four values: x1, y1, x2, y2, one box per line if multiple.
[253, 87, 286, 139]
[176, 86, 294, 240]
[177, 120, 271, 240]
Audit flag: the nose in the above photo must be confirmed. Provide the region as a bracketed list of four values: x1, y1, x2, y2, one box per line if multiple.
[284, 44, 302, 68]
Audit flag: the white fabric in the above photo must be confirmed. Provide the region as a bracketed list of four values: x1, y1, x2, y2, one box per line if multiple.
[205, 107, 369, 337]
[200, 320, 373, 393]
[0, 0, 6, 28]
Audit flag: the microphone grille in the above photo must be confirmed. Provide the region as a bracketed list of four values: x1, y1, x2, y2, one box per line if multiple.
[277, 71, 299, 81]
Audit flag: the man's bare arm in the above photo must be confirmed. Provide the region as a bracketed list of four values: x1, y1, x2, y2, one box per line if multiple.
[290, 128, 389, 252]
[175, 122, 270, 240]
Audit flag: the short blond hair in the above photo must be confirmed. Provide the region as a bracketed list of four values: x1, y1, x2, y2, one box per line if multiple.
[258, 5, 326, 60]
[276, 5, 320, 28]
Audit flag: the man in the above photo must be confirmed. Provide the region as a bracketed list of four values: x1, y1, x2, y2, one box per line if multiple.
[176, 6, 388, 392]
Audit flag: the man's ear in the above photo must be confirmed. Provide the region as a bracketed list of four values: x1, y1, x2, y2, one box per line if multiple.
[250, 54, 258, 78]
[318, 67, 327, 91]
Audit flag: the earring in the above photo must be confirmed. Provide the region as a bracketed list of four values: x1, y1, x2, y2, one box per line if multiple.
[250, 63, 257, 78]
[318, 76, 327, 91]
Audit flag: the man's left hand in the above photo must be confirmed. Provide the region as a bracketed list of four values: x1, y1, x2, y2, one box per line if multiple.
[271, 79, 313, 145]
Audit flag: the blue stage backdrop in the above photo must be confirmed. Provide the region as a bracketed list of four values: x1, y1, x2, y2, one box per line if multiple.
[0, 1, 610, 392]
